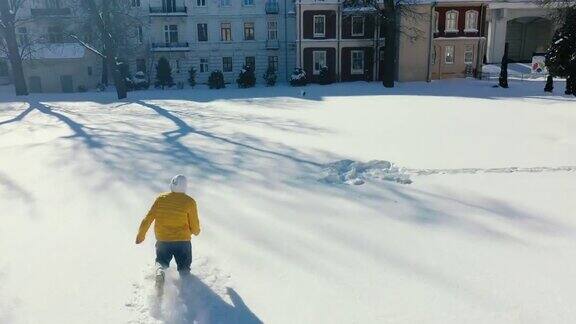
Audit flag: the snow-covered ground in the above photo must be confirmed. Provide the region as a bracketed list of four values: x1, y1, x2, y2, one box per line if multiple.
[0, 79, 575, 324]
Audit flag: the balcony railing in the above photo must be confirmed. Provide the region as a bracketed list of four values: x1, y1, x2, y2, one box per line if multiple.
[266, 39, 280, 49]
[151, 42, 190, 51]
[265, 1, 279, 14]
[149, 6, 187, 15]
[31, 8, 72, 17]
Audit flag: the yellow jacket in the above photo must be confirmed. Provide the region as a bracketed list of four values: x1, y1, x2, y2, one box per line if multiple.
[137, 192, 200, 242]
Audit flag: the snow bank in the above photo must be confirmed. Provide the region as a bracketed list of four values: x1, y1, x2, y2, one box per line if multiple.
[319, 160, 412, 185]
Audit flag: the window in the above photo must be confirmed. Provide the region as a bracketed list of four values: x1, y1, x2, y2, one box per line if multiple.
[45, 0, 61, 9]
[351, 16, 364, 36]
[164, 25, 179, 43]
[200, 58, 209, 72]
[137, 26, 143, 44]
[47, 26, 63, 43]
[244, 22, 255, 40]
[197, 23, 208, 41]
[197, 0, 206, 6]
[313, 50, 326, 75]
[444, 45, 455, 64]
[465, 10, 478, 31]
[137, 58, 147, 73]
[245, 56, 255, 69]
[351, 50, 364, 74]
[313, 15, 325, 38]
[221, 23, 232, 41]
[220, 0, 231, 6]
[132, 0, 141, 7]
[267, 21, 278, 40]
[222, 57, 233, 72]
[433, 11, 439, 32]
[87, 66, 93, 76]
[244, 0, 254, 5]
[445, 10, 458, 32]
[163, 0, 177, 12]
[17, 27, 29, 46]
[268, 56, 278, 71]
[464, 45, 474, 64]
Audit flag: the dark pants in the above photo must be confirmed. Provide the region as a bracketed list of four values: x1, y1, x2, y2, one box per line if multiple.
[155, 241, 192, 272]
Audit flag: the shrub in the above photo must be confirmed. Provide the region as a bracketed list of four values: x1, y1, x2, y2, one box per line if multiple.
[188, 67, 196, 87]
[290, 67, 307, 86]
[318, 66, 333, 85]
[133, 71, 149, 90]
[236, 65, 256, 88]
[155, 57, 174, 89]
[263, 66, 277, 86]
[77, 85, 87, 92]
[208, 70, 225, 89]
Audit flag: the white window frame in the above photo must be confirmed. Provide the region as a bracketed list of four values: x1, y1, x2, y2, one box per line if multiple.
[222, 56, 233, 72]
[267, 20, 278, 40]
[137, 26, 143, 44]
[444, 45, 455, 64]
[197, 23, 208, 41]
[244, 22, 255, 40]
[221, 22, 232, 42]
[313, 50, 326, 75]
[464, 10, 478, 32]
[351, 50, 364, 75]
[243, 0, 254, 6]
[445, 10, 459, 33]
[433, 11, 439, 33]
[132, 0, 141, 7]
[164, 24, 178, 43]
[464, 44, 474, 64]
[200, 58, 209, 73]
[220, 0, 231, 6]
[351, 16, 364, 36]
[313, 15, 326, 38]
[196, 0, 206, 6]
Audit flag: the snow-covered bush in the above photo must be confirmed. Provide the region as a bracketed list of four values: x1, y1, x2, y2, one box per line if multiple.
[236, 65, 256, 88]
[290, 68, 307, 86]
[318, 66, 333, 85]
[263, 66, 277, 86]
[133, 71, 149, 90]
[208, 70, 225, 89]
[188, 67, 196, 87]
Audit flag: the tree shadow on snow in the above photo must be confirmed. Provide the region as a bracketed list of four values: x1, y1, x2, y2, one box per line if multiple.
[167, 274, 263, 324]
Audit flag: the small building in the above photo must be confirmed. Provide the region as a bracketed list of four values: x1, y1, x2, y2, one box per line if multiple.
[429, 1, 488, 79]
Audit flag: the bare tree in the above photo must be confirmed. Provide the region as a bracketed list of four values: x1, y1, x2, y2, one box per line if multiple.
[67, 0, 144, 99]
[343, 0, 424, 88]
[0, 0, 28, 95]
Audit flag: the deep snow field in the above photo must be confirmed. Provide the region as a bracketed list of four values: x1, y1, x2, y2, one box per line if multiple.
[0, 79, 575, 324]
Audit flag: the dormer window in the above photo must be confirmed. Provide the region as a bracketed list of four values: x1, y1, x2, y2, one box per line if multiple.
[445, 10, 458, 33]
[465, 10, 478, 32]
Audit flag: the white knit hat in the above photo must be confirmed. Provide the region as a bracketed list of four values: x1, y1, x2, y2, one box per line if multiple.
[170, 174, 187, 193]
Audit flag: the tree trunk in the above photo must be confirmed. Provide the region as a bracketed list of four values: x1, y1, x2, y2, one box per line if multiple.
[0, 0, 28, 96]
[381, 6, 396, 88]
[101, 57, 108, 85]
[544, 75, 554, 92]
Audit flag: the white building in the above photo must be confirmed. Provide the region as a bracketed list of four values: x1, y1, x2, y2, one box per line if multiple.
[141, 0, 297, 85]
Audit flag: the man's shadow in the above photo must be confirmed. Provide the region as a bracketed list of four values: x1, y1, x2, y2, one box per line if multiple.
[168, 273, 263, 324]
